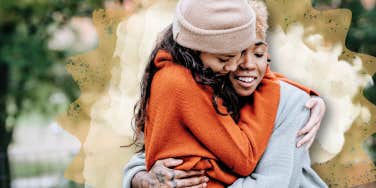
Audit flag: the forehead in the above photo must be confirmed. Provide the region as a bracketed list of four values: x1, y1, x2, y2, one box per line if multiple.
[250, 40, 268, 50]
[216, 53, 238, 58]
[202, 52, 238, 59]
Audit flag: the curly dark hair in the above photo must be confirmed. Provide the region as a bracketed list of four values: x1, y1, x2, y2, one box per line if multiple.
[130, 25, 241, 152]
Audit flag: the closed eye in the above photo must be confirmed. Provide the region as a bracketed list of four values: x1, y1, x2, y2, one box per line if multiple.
[218, 58, 229, 63]
[254, 53, 264, 58]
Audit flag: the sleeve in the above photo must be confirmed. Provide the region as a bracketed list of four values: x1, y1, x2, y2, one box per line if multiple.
[228, 84, 326, 188]
[149, 66, 272, 176]
[179, 84, 272, 175]
[123, 152, 146, 188]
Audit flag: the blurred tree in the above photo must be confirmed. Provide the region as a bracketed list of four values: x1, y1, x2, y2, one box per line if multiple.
[364, 73, 376, 105]
[313, 0, 376, 56]
[0, 0, 105, 187]
[341, 0, 376, 56]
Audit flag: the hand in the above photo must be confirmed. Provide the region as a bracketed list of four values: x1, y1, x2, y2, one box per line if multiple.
[131, 158, 209, 188]
[296, 96, 326, 149]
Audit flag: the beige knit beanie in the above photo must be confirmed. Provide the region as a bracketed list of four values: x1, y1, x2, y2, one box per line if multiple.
[172, 0, 256, 54]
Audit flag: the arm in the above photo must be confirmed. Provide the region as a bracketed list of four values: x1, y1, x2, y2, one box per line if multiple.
[228, 107, 327, 188]
[123, 153, 147, 188]
[126, 82, 325, 188]
[229, 100, 309, 187]
[123, 153, 208, 188]
[297, 96, 325, 148]
[228, 82, 327, 188]
[274, 72, 326, 148]
[124, 106, 325, 188]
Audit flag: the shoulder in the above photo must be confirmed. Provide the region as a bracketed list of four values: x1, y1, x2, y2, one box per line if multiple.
[275, 81, 310, 128]
[152, 63, 202, 97]
[154, 63, 192, 85]
[280, 81, 310, 101]
[279, 80, 310, 109]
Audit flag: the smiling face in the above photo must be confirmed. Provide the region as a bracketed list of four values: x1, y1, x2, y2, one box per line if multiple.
[229, 41, 269, 97]
[200, 52, 243, 74]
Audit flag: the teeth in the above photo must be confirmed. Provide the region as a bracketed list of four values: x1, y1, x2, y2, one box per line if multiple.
[237, 77, 254, 83]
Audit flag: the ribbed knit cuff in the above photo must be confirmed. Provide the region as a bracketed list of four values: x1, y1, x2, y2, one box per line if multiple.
[122, 153, 147, 188]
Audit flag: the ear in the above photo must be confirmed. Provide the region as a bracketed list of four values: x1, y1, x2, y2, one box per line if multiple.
[267, 53, 271, 64]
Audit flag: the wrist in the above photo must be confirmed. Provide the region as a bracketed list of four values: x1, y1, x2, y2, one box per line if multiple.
[132, 171, 150, 188]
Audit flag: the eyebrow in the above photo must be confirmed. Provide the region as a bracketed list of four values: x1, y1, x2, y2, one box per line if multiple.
[222, 54, 236, 58]
[255, 41, 267, 46]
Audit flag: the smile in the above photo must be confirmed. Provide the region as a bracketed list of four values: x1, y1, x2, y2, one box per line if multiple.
[235, 76, 255, 83]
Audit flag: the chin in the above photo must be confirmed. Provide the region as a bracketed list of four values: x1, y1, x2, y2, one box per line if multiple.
[230, 76, 259, 97]
[234, 87, 256, 97]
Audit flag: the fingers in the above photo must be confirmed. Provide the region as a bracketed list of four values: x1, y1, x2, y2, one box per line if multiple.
[185, 183, 208, 188]
[157, 158, 184, 168]
[174, 169, 205, 179]
[305, 98, 317, 109]
[152, 158, 208, 188]
[297, 119, 318, 136]
[155, 158, 204, 179]
[305, 135, 316, 150]
[299, 97, 323, 136]
[297, 125, 319, 148]
[298, 109, 320, 136]
[305, 96, 326, 115]
[151, 158, 207, 188]
[173, 176, 209, 188]
[150, 161, 176, 185]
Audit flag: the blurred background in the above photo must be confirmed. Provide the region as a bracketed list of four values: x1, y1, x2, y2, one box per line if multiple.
[0, 0, 374, 187]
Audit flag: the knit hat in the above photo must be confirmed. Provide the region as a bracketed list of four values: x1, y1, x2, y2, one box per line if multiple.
[172, 0, 256, 54]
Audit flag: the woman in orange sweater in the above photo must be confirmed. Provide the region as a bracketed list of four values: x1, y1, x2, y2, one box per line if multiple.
[129, 0, 324, 187]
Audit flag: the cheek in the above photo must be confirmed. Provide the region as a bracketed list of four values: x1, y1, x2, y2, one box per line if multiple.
[256, 59, 268, 76]
[201, 58, 222, 72]
[200, 54, 211, 68]
[210, 63, 223, 72]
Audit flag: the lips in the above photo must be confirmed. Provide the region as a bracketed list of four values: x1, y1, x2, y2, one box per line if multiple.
[236, 77, 254, 83]
[234, 76, 257, 88]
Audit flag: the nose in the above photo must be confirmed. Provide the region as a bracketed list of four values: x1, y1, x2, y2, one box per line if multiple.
[223, 60, 239, 72]
[223, 54, 242, 72]
[239, 52, 256, 70]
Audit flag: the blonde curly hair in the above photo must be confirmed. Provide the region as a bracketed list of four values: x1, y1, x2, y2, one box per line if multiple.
[249, 0, 269, 40]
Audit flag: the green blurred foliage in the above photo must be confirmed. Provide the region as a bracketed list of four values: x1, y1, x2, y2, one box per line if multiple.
[313, 0, 376, 56]
[0, 0, 106, 129]
[364, 73, 376, 105]
[341, 1, 376, 56]
[0, 1, 107, 187]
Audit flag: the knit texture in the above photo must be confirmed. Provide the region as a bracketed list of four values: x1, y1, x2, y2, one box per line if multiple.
[173, 0, 256, 54]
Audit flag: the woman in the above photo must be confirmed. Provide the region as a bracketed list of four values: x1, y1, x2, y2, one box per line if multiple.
[126, 0, 326, 187]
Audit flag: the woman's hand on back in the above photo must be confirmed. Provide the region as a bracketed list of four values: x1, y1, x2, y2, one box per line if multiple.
[132, 158, 209, 188]
[296, 96, 326, 149]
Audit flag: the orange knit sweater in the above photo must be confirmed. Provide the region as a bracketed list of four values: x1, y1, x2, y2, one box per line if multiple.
[144, 50, 316, 188]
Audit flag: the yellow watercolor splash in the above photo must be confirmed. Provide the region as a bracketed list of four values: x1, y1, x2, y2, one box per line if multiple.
[58, 0, 376, 187]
